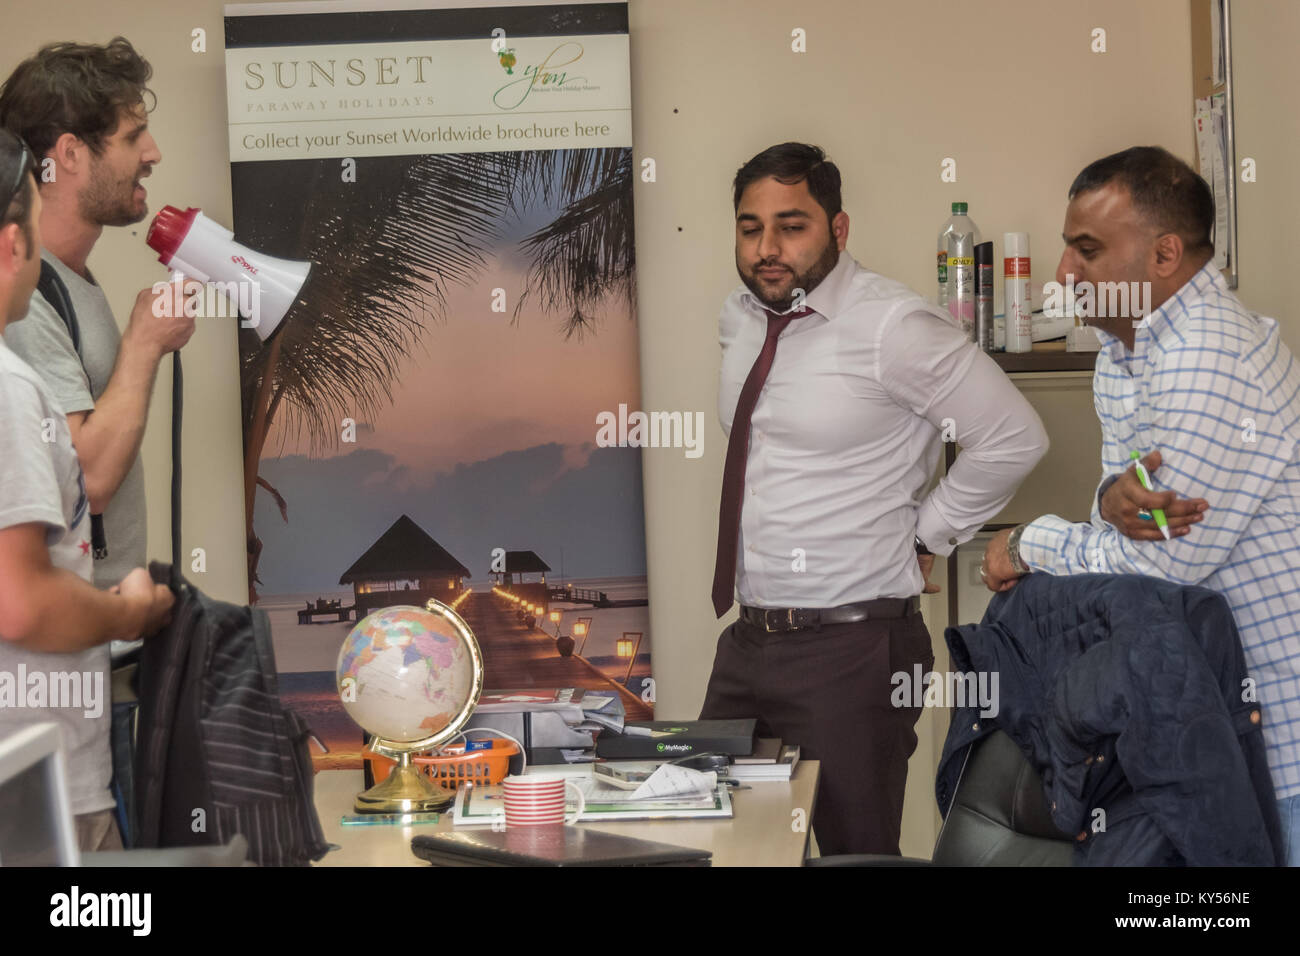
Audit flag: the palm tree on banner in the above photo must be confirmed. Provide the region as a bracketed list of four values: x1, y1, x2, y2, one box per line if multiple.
[496, 147, 636, 338]
[241, 146, 635, 600]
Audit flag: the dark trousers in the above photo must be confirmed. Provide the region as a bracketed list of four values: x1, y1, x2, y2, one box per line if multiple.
[109, 697, 137, 849]
[700, 609, 934, 857]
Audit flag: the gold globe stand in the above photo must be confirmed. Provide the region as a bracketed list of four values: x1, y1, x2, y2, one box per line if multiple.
[354, 748, 454, 813]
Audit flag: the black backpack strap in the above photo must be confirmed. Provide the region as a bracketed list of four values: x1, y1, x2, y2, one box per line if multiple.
[171, 352, 182, 581]
[36, 259, 107, 559]
[37, 259, 80, 355]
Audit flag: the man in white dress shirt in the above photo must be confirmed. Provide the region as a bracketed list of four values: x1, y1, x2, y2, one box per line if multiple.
[703, 142, 1049, 855]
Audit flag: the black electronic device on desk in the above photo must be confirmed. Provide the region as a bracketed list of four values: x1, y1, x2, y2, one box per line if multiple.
[410, 828, 711, 867]
[593, 719, 756, 759]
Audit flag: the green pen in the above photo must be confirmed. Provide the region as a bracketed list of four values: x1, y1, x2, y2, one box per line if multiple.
[1130, 450, 1171, 540]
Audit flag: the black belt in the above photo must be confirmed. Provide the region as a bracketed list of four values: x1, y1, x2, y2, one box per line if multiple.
[739, 596, 920, 633]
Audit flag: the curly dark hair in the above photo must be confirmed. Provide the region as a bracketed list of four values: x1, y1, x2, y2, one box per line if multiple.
[0, 36, 154, 159]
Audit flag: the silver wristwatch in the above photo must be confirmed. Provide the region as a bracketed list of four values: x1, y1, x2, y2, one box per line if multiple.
[1006, 523, 1031, 576]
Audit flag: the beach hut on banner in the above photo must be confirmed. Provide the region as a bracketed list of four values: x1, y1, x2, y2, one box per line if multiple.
[490, 550, 552, 614]
[339, 514, 471, 619]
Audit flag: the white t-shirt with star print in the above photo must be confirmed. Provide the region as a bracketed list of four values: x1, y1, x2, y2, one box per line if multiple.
[0, 337, 112, 814]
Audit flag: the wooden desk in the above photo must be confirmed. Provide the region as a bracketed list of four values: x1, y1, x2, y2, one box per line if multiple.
[312, 761, 819, 867]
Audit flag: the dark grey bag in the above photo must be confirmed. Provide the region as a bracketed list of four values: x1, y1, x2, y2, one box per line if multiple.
[133, 562, 328, 866]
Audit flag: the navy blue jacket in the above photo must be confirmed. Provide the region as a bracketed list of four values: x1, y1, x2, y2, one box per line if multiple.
[936, 573, 1282, 866]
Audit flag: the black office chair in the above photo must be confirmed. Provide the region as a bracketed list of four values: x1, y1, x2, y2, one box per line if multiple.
[808, 730, 1075, 866]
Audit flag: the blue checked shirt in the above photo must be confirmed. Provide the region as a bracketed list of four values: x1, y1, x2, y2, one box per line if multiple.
[1018, 263, 1300, 800]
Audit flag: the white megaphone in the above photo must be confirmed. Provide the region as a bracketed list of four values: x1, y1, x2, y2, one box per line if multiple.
[146, 205, 311, 341]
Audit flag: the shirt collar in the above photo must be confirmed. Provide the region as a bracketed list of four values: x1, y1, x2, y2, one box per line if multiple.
[1139, 260, 1224, 343]
[1093, 260, 1225, 367]
[739, 249, 856, 320]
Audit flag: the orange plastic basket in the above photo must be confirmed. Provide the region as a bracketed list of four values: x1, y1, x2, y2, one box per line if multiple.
[365, 737, 520, 792]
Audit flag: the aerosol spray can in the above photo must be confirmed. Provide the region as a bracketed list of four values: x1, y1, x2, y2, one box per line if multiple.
[1004, 232, 1033, 353]
[974, 241, 994, 352]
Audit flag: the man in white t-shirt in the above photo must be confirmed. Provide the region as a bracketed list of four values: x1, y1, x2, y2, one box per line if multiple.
[0, 131, 173, 853]
[0, 38, 195, 593]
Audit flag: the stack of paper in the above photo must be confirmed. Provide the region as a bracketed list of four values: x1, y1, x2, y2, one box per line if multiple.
[728, 741, 800, 782]
[578, 763, 721, 813]
[573, 690, 625, 735]
[452, 764, 734, 825]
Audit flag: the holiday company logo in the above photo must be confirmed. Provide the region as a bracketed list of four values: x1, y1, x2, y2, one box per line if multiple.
[493, 42, 597, 109]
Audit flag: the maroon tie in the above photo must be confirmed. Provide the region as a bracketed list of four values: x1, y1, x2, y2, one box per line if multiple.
[712, 307, 812, 617]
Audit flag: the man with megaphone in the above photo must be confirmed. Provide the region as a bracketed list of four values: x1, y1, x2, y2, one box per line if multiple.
[0, 37, 196, 598]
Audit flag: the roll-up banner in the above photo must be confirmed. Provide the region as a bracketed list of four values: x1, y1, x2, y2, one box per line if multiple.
[225, 0, 650, 767]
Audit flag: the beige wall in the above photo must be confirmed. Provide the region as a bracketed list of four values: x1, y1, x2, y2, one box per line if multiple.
[8, 0, 1295, 857]
[1232, 0, 1300, 347]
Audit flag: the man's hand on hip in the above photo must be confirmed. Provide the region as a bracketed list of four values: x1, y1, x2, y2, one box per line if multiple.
[1100, 450, 1208, 541]
[917, 553, 940, 594]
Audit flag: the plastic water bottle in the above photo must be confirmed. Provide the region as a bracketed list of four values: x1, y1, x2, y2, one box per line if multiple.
[937, 202, 981, 337]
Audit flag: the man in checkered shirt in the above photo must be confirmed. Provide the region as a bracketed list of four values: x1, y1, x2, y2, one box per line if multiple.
[981, 146, 1300, 866]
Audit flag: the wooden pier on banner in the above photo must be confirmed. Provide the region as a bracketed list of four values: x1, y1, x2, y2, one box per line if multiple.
[547, 585, 649, 609]
[298, 597, 355, 624]
[457, 591, 653, 721]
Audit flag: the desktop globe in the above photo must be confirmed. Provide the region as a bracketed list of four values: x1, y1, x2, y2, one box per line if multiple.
[336, 601, 484, 813]
[337, 604, 477, 741]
